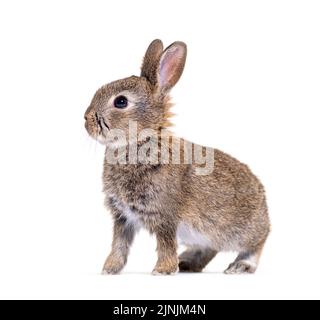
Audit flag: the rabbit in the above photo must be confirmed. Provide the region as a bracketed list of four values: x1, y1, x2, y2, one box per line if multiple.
[84, 39, 270, 275]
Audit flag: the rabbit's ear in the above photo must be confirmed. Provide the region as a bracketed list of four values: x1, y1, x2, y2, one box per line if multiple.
[157, 41, 187, 93]
[141, 39, 164, 86]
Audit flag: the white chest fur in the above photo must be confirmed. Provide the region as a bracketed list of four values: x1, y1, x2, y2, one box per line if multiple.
[109, 195, 143, 229]
[121, 206, 143, 229]
[109, 195, 212, 248]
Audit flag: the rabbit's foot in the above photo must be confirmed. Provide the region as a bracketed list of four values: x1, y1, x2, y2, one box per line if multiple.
[224, 260, 256, 274]
[179, 248, 218, 273]
[178, 260, 203, 272]
[102, 256, 126, 275]
[224, 247, 264, 274]
[152, 260, 178, 275]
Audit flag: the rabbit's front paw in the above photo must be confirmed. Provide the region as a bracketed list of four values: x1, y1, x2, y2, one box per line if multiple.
[152, 260, 178, 276]
[102, 256, 125, 275]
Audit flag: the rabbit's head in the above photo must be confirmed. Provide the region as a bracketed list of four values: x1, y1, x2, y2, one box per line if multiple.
[84, 40, 187, 145]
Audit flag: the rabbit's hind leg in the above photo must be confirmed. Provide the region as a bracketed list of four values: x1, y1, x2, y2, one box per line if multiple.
[224, 242, 265, 275]
[178, 247, 218, 273]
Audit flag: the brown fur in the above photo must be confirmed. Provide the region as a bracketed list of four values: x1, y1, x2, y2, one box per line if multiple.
[84, 40, 270, 275]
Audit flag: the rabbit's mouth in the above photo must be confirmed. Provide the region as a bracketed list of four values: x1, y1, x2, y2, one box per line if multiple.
[96, 113, 110, 134]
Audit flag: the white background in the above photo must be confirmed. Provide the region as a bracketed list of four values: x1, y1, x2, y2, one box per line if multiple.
[0, 0, 319, 300]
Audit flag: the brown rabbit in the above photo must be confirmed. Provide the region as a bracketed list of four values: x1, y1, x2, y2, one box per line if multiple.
[84, 39, 270, 275]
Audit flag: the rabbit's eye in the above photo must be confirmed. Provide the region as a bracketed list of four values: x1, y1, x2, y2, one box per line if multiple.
[114, 96, 128, 109]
